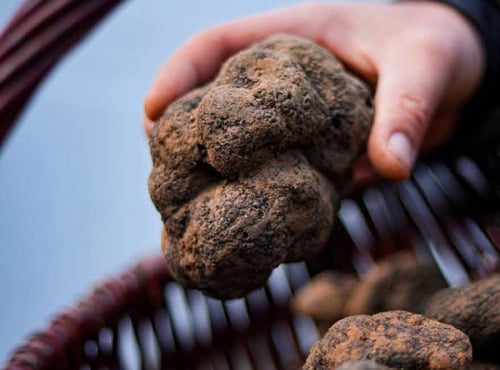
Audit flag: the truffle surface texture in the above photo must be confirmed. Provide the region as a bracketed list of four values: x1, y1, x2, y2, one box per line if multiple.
[303, 310, 472, 370]
[149, 35, 373, 299]
[424, 274, 500, 363]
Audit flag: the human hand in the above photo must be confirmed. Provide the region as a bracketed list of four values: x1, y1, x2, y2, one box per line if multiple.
[144, 1, 484, 181]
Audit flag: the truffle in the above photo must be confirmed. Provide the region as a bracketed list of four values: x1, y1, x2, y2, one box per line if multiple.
[424, 274, 500, 363]
[344, 251, 448, 316]
[303, 310, 472, 370]
[292, 271, 357, 334]
[149, 35, 373, 299]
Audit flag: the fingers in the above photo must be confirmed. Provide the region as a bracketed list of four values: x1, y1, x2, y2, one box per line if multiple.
[368, 44, 454, 181]
[144, 29, 231, 120]
[144, 5, 327, 120]
[144, 2, 465, 184]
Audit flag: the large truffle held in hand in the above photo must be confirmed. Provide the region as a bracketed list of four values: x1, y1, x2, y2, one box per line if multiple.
[148, 35, 374, 299]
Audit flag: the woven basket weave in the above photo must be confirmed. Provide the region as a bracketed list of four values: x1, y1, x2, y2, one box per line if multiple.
[4, 152, 500, 369]
[2, 1, 499, 369]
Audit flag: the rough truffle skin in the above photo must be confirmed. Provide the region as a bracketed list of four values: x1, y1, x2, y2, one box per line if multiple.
[303, 310, 472, 370]
[148, 35, 373, 299]
[424, 274, 500, 363]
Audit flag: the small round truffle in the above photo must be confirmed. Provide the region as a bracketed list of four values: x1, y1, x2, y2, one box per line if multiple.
[149, 35, 373, 299]
[292, 271, 357, 334]
[344, 251, 447, 316]
[303, 310, 472, 370]
[424, 274, 500, 363]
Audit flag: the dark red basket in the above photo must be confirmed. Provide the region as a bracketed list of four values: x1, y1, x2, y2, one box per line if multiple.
[2, 1, 499, 369]
[4, 150, 500, 370]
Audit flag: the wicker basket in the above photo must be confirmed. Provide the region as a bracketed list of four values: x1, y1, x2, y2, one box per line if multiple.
[3, 150, 500, 370]
[2, 1, 499, 369]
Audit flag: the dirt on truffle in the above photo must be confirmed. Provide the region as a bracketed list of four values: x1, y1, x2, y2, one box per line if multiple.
[303, 310, 472, 370]
[424, 274, 500, 363]
[149, 35, 373, 299]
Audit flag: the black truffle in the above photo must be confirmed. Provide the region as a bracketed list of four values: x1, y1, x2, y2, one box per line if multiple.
[149, 35, 373, 299]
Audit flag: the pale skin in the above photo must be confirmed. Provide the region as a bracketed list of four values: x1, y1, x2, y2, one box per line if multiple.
[144, 1, 484, 182]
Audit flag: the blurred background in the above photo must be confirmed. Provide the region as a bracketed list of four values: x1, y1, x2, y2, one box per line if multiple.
[0, 0, 381, 363]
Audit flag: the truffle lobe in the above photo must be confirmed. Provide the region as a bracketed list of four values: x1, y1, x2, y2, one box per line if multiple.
[162, 152, 337, 299]
[424, 274, 500, 363]
[303, 310, 472, 370]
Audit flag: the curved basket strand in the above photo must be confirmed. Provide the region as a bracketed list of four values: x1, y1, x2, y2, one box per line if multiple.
[0, 0, 122, 145]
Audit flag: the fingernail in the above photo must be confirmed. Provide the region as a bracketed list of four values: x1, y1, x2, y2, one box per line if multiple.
[387, 132, 415, 170]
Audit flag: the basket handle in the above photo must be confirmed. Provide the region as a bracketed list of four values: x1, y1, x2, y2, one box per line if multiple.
[0, 0, 123, 146]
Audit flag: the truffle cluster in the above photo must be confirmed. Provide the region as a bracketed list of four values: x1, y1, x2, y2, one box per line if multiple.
[149, 35, 373, 299]
[299, 274, 499, 368]
[344, 251, 448, 316]
[292, 252, 448, 334]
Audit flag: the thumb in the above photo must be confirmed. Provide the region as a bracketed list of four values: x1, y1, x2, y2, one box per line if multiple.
[368, 49, 453, 181]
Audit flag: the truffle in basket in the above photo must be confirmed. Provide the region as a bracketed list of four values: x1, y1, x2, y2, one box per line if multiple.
[303, 310, 472, 370]
[148, 34, 373, 299]
[424, 274, 500, 364]
[291, 251, 447, 334]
